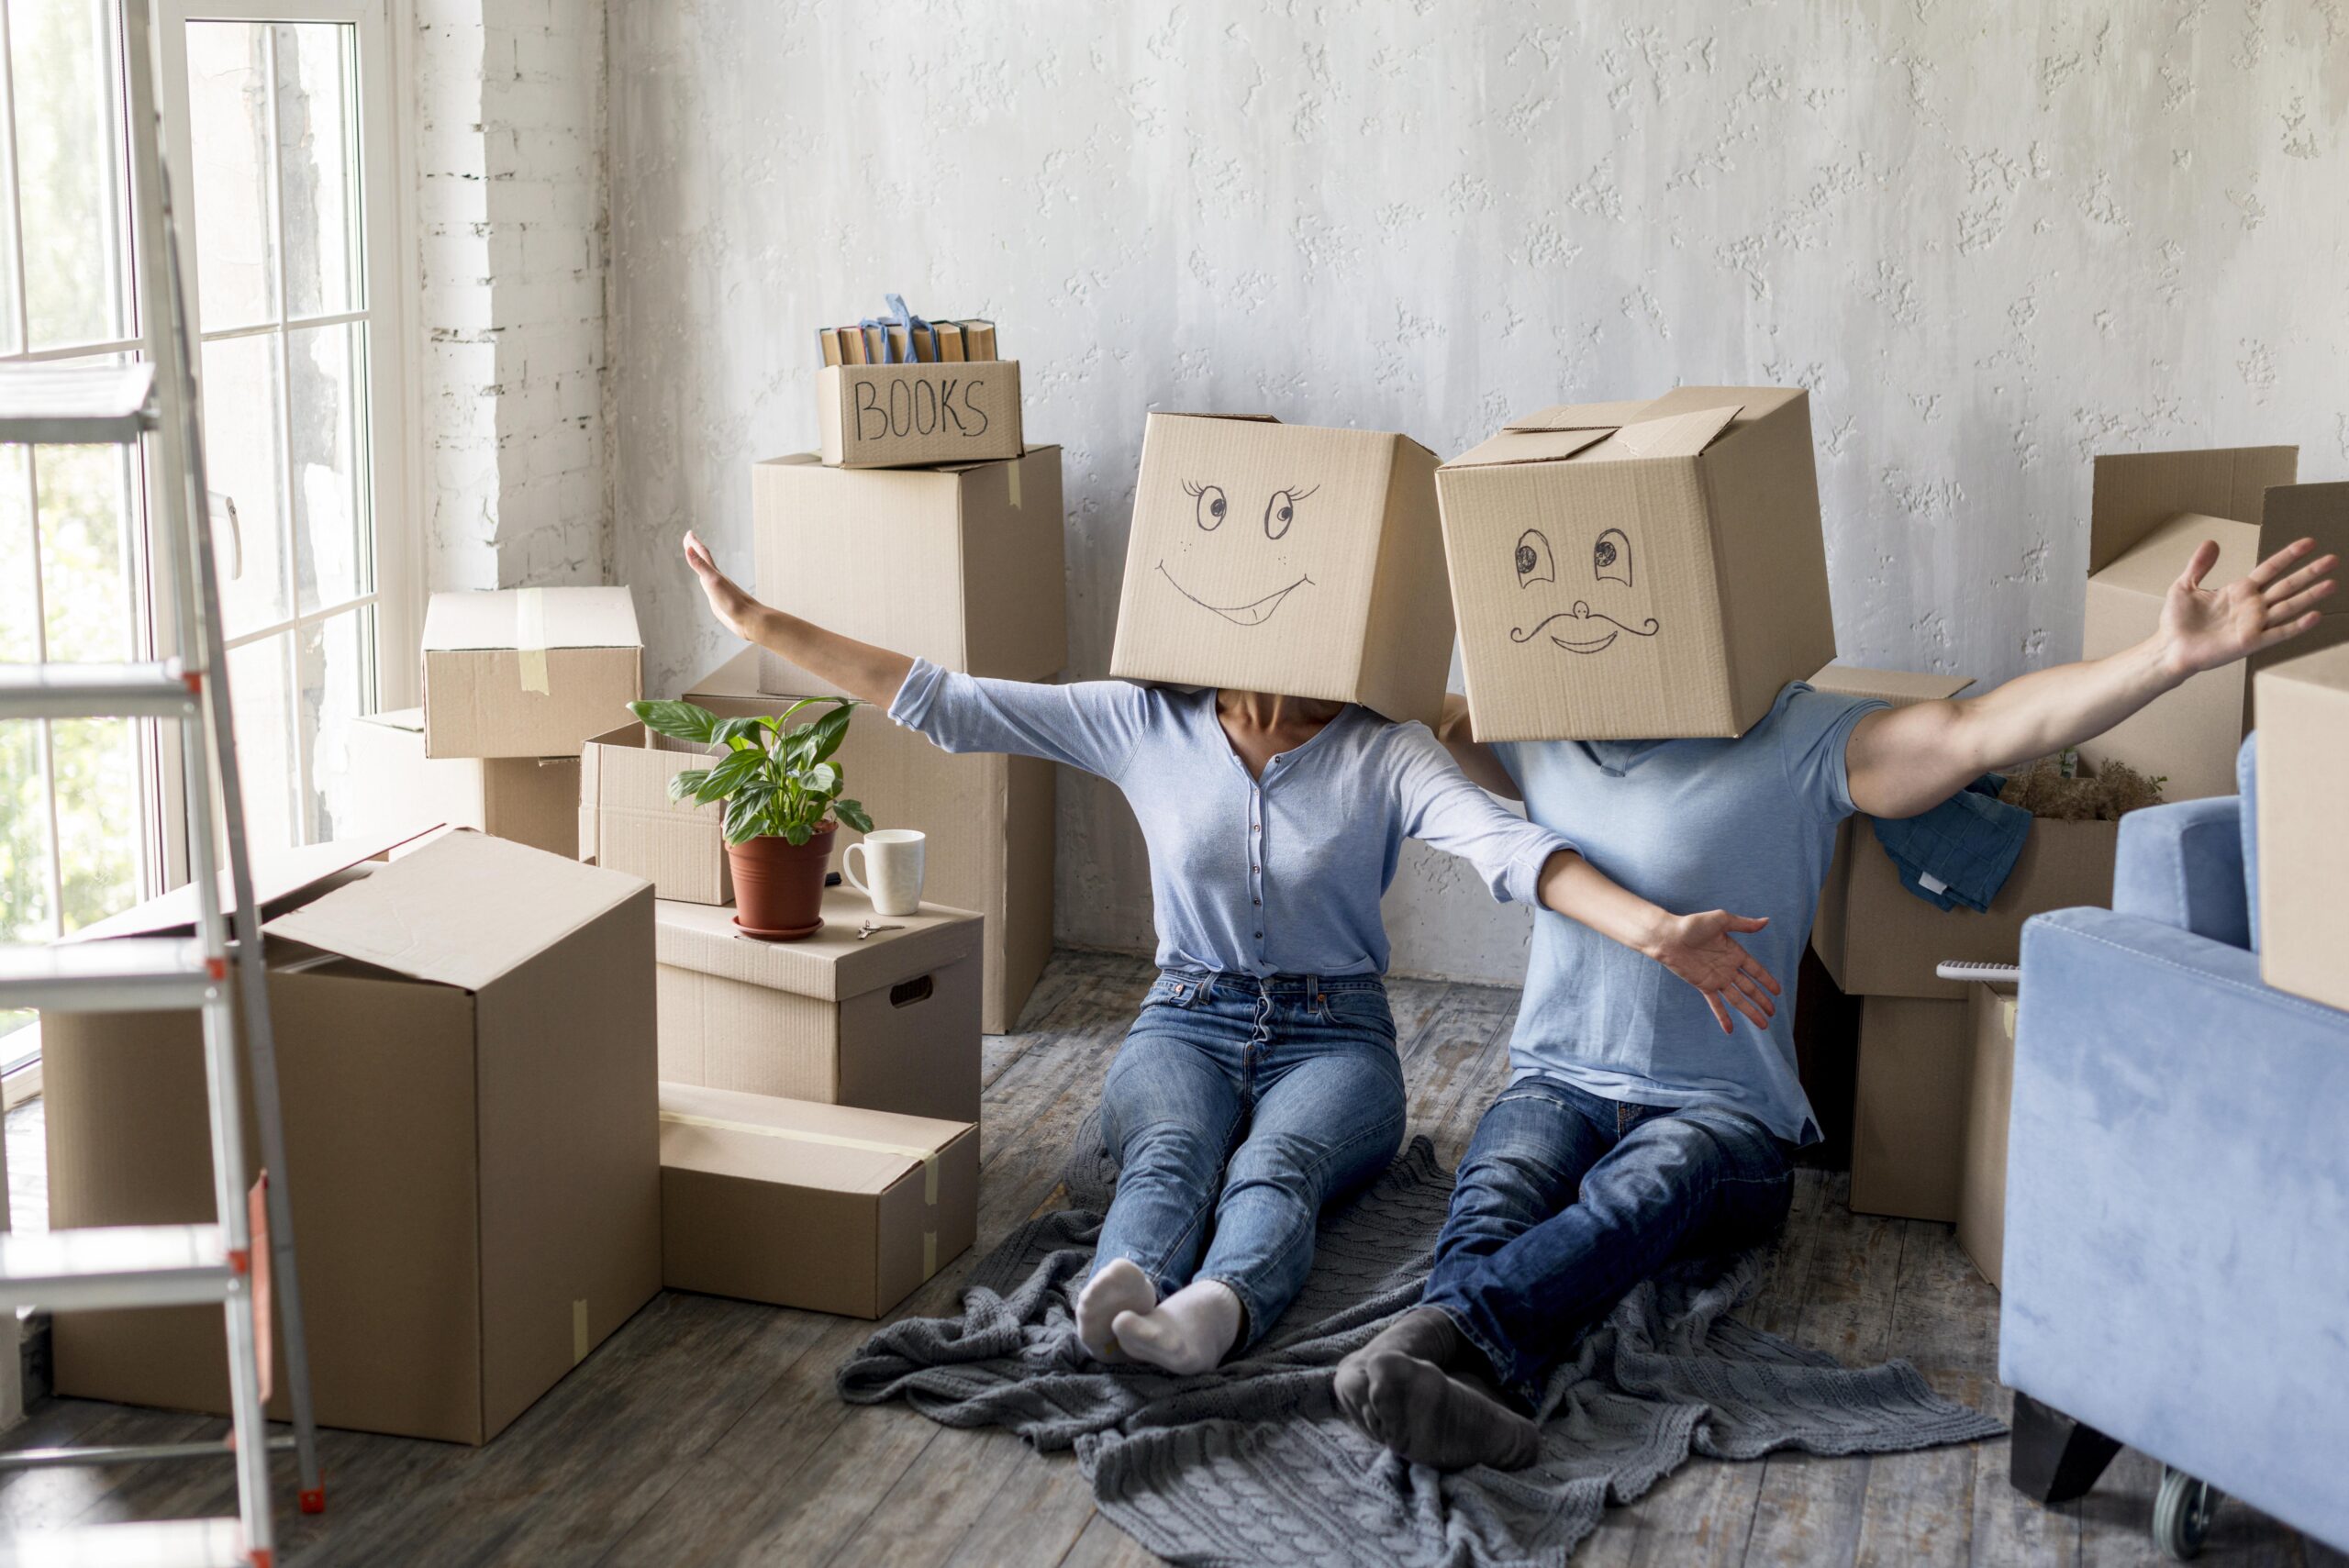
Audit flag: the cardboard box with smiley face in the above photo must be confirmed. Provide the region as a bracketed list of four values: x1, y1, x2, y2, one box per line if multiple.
[1108, 414, 1453, 726]
[1437, 386, 1832, 741]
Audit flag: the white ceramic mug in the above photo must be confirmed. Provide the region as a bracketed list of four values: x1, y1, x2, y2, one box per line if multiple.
[843, 828, 926, 917]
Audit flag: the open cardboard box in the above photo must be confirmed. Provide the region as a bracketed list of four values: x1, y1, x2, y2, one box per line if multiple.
[752, 446, 1065, 695]
[344, 707, 579, 858]
[816, 360, 1022, 469]
[1108, 414, 1451, 726]
[578, 720, 732, 904]
[1958, 978, 2020, 1285]
[1438, 387, 1832, 741]
[686, 650, 1054, 1033]
[421, 585, 644, 760]
[42, 830, 660, 1444]
[660, 1081, 978, 1318]
[2255, 643, 2349, 1013]
[655, 889, 983, 1124]
[2078, 450, 2349, 800]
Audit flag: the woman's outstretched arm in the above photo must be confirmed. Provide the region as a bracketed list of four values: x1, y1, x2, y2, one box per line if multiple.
[682, 530, 912, 707]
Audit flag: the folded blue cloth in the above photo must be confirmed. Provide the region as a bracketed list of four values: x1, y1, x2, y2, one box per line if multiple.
[1869, 774, 2031, 912]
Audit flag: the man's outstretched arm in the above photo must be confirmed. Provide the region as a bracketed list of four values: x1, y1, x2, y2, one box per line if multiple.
[1844, 535, 2338, 819]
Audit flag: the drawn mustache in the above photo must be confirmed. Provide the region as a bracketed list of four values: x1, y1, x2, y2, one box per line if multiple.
[1509, 607, 1661, 643]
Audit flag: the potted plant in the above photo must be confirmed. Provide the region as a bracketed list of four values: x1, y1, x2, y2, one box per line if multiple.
[627, 695, 874, 940]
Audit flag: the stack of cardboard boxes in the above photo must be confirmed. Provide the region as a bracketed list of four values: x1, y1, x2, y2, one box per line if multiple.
[42, 558, 993, 1443]
[1814, 448, 2347, 1284]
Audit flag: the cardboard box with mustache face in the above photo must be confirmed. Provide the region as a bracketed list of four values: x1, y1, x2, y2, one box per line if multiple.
[1437, 386, 1832, 741]
[1108, 414, 1453, 726]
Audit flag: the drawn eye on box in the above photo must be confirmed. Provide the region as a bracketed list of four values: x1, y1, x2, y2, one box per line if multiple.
[1158, 479, 1322, 627]
[1508, 524, 1661, 656]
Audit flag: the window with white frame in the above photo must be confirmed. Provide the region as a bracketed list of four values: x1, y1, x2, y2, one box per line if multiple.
[0, 0, 408, 1071]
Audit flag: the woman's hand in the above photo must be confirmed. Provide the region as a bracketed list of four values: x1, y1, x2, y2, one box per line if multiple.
[1644, 911, 1780, 1034]
[683, 530, 769, 644]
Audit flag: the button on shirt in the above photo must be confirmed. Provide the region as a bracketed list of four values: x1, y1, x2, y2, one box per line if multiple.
[891, 661, 1572, 978]
[1491, 682, 1886, 1144]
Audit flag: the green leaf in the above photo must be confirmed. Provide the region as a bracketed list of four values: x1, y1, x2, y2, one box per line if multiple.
[630, 700, 720, 744]
[713, 716, 766, 747]
[782, 820, 812, 847]
[833, 797, 874, 834]
[805, 702, 856, 765]
[695, 747, 766, 802]
[667, 767, 711, 804]
[806, 762, 838, 794]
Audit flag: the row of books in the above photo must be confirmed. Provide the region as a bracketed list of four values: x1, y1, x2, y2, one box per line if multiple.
[818, 318, 1000, 367]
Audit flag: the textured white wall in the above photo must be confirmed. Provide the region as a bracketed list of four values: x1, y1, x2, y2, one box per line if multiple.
[606, 3, 2349, 984]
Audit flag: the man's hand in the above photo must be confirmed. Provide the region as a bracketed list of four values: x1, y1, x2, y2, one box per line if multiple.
[684, 530, 768, 644]
[1643, 911, 1781, 1035]
[2156, 535, 2339, 682]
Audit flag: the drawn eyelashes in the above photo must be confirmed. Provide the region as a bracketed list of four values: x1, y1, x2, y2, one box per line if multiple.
[1183, 482, 1319, 539]
[1183, 481, 1228, 530]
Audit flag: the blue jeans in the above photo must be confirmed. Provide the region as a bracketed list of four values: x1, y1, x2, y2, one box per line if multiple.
[1095, 970, 1407, 1351]
[1420, 1074, 1794, 1407]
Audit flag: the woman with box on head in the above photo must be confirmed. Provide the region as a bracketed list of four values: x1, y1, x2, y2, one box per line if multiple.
[675, 419, 1784, 1375]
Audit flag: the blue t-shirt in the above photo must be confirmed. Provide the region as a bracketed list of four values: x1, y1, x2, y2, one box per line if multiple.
[1491, 682, 1885, 1143]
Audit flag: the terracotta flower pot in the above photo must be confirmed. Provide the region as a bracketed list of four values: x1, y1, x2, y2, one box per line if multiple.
[728, 819, 838, 940]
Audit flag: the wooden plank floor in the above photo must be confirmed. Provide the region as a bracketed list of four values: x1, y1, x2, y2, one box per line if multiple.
[4, 950, 2340, 1566]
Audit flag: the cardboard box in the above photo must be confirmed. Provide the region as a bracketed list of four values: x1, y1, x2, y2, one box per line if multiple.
[2254, 644, 2349, 1013]
[422, 586, 644, 759]
[654, 890, 982, 1123]
[1849, 995, 1970, 1221]
[1438, 387, 1831, 740]
[660, 1081, 979, 1318]
[1805, 661, 2116, 1000]
[1957, 979, 2019, 1286]
[817, 360, 1023, 469]
[2076, 450, 2349, 801]
[752, 446, 1065, 694]
[578, 721, 731, 904]
[43, 831, 660, 1444]
[343, 707, 580, 858]
[686, 650, 1054, 1033]
[1108, 414, 1452, 727]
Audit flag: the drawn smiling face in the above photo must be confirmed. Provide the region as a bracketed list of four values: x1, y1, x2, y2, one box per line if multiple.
[1507, 524, 1663, 654]
[1154, 479, 1322, 627]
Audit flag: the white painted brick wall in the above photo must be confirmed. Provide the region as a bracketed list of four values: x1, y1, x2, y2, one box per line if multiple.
[414, 0, 609, 593]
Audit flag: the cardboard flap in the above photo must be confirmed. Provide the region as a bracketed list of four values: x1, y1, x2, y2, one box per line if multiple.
[1503, 398, 1653, 433]
[71, 827, 429, 941]
[1442, 427, 1615, 469]
[1157, 411, 1282, 425]
[264, 829, 648, 992]
[2090, 512, 2263, 595]
[658, 1081, 969, 1194]
[1807, 662, 1976, 707]
[360, 707, 427, 735]
[653, 892, 979, 1003]
[2088, 446, 2299, 574]
[1613, 404, 1743, 460]
[422, 586, 642, 653]
[934, 441, 1063, 476]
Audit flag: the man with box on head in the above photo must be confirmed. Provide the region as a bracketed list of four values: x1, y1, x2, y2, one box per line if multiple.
[1334, 394, 2341, 1472]
[674, 412, 1794, 1377]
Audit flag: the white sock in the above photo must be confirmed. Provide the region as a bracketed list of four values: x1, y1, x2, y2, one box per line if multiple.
[1111, 1279, 1244, 1376]
[1075, 1257, 1156, 1361]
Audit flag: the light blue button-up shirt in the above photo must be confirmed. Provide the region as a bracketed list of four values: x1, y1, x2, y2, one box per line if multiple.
[1491, 682, 1887, 1144]
[891, 661, 1572, 979]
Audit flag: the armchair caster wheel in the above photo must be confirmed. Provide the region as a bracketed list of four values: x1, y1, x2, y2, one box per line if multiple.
[2154, 1465, 2220, 1560]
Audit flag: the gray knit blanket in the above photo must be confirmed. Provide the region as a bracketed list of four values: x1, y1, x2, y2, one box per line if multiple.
[838, 1130, 2002, 1567]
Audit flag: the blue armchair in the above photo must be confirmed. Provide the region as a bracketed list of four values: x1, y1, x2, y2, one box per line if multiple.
[2001, 736, 2349, 1556]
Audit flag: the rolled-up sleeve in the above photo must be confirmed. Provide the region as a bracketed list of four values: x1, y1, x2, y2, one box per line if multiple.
[888, 659, 1154, 781]
[1388, 723, 1574, 906]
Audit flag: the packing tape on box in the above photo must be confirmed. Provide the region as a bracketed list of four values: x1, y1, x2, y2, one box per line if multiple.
[515, 586, 550, 695]
[572, 1297, 589, 1364]
[1006, 460, 1021, 509]
[661, 1108, 944, 1277]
